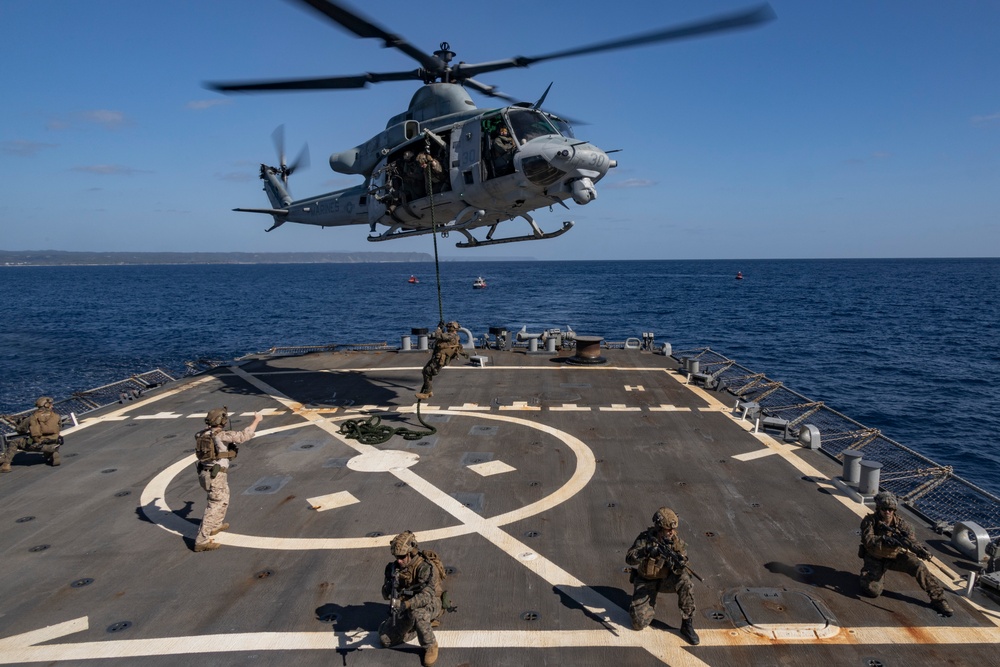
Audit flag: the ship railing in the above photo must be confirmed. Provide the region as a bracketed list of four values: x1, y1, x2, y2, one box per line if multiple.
[673, 346, 1000, 540]
[234, 342, 390, 361]
[0, 369, 176, 435]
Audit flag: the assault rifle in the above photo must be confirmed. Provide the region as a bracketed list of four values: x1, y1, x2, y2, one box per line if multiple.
[388, 567, 412, 622]
[879, 522, 932, 561]
[649, 535, 705, 583]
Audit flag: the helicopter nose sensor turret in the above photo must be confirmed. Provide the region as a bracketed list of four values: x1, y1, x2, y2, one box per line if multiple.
[518, 137, 613, 205]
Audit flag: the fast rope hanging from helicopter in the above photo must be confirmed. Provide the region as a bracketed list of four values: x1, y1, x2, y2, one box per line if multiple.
[339, 137, 451, 446]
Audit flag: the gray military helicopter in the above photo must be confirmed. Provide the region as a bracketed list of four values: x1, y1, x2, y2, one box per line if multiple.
[209, 0, 774, 248]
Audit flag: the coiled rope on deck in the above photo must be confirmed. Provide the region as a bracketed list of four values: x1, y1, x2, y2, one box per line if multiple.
[338, 400, 437, 445]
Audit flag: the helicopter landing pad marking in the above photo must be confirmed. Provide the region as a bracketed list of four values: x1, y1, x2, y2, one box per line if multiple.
[599, 404, 641, 412]
[648, 405, 692, 412]
[550, 404, 591, 411]
[468, 460, 516, 477]
[133, 412, 183, 420]
[732, 449, 779, 462]
[498, 401, 541, 411]
[453, 402, 492, 411]
[345, 449, 419, 472]
[307, 491, 359, 512]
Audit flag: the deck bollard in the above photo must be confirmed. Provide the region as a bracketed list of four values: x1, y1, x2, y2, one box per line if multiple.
[400, 335, 412, 351]
[412, 328, 429, 351]
[545, 337, 556, 353]
[799, 424, 821, 450]
[842, 449, 863, 484]
[688, 359, 700, 376]
[858, 460, 883, 495]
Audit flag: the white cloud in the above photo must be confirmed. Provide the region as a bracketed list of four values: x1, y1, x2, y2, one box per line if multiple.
[72, 164, 150, 175]
[604, 178, 657, 189]
[187, 99, 231, 111]
[2, 140, 57, 156]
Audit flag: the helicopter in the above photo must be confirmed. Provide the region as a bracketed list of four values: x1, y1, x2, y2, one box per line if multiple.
[209, 0, 775, 248]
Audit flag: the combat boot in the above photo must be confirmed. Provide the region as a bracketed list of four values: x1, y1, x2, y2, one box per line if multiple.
[49, 451, 61, 466]
[680, 617, 700, 645]
[931, 598, 954, 617]
[210, 522, 230, 536]
[415, 392, 433, 400]
[422, 642, 438, 666]
[194, 541, 220, 553]
[1, 462, 11, 473]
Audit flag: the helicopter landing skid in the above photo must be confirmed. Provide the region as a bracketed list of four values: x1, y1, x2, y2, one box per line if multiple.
[455, 220, 574, 248]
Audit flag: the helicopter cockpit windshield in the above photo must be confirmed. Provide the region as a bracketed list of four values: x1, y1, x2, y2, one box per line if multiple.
[507, 109, 560, 145]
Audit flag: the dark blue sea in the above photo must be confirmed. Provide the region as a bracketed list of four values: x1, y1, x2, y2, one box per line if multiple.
[2, 258, 999, 494]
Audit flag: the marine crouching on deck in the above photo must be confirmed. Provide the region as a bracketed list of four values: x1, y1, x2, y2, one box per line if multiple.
[380, 530, 446, 666]
[859, 491, 953, 617]
[626, 507, 700, 645]
[193, 408, 262, 553]
[1, 396, 64, 473]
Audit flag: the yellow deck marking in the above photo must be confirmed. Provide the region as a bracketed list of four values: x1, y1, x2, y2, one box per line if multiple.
[133, 411, 182, 420]
[732, 449, 779, 462]
[648, 405, 691, 412]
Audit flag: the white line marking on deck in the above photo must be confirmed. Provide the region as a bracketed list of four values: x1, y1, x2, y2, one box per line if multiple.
[499, 401, 541, 411]
[648, 405, 691, 412]
[598, 404, 641, 412]
[550, 404, 591, 411]
[451, 403, 492, 411]
[306, 491, 359, 512]
[133, 412, 183, 420]
[468, 460, 516, 477]
[624, 385, 645, 392]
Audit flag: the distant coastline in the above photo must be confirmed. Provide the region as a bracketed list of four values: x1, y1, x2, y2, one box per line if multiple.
[0, 250, 436, 266]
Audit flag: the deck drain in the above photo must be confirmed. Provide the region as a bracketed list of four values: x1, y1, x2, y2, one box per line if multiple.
[677, 482, 687, 486]
[255, 569, 273, 579]
[106, 621, 132, 633]
[528, 481, 540, 487]
[301, 444, 314, 449]
[520, 611, 539, 622]
[16, 516, 35, 523]
[114, 490, 131, 497]
[708, 610, 726, 621]
[444, 566, 457, 576]
[705, 532, 716, 538]
[796, 565, 815, 575]
[395, 481, 407, 488]
[366, 531, 384, 538]
[71, 578, 94, 588]
[751, 503, 761, 508]
[101, 468, 117, 474]
[29, 544, 50, 552]
[863, 660, 884, 667]
[255, 485, 272, 492]
[318, 612, 339, 623]
[523, 531, 540, 538]
[607, 502, 617, 508]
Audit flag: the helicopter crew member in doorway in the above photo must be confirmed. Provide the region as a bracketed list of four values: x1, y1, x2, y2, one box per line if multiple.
[193, 408, 263, 552]
[491, 125, 516, 175]
[416, 321, 467, 400]
[858, 491, 953, 616]
[626, 507, 700, 645]
[415, 147, 445, 194]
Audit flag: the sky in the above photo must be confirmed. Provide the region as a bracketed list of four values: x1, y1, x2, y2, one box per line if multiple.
[1, 0, 998, 261]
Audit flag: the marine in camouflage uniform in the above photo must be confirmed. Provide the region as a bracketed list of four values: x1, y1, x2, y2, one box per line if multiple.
[859, 491, 953, 616]
[416, 321, 468, 400]
[626, 507, 700, 645]
[1, 397, 63, 472]
[193, 409, 262, 552]
[380, 531, 443, 667]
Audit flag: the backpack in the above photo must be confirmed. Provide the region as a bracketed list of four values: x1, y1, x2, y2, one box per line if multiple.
[420, 549, 448, 586]
[195, 428, 218, 462]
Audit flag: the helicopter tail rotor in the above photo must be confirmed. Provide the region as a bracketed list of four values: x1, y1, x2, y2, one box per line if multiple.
[271, 124, 311, 186]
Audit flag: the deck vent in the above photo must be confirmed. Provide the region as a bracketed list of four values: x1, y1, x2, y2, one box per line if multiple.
[723, 587, 839, 639]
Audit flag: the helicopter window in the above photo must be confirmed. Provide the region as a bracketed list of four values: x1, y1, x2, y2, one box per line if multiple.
[547, 116, 575, 139]
[507, 109, 559, 144]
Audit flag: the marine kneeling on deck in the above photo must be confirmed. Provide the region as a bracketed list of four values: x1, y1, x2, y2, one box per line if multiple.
[626, 507, 700, 645]
[859, 491, 953, 617]
[380, 530, 448, 667]
[1, 396, 64, 473]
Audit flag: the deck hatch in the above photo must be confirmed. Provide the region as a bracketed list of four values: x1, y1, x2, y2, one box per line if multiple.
[723, 587, 839, 639]
[244, 475, 292, 495]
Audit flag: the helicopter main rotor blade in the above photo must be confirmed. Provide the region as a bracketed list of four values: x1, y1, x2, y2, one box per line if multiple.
[462, 78, 521, 105]
[292, 0, 444, 73]
[456, 3, 775, 79]
[207, 70, 421, 92]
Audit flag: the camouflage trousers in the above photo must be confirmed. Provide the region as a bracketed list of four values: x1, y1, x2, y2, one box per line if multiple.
[1, 437, 59, 466]
[378, 596, 442, 649]
[630, 572, 696, 630]
[419, 354, 448, 395]
[860, 552, 945, 601]
[196, 469, 229, 547]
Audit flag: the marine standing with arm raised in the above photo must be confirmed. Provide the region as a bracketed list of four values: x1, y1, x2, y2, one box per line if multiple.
[193, 408, 263, 552]
[626, 506, 700, 645]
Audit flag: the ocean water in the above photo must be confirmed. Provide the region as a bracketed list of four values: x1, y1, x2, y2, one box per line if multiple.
[2, 258, 998, 493]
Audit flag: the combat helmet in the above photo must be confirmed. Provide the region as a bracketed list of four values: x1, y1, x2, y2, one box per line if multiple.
[653, 507, 679, 529]
[874, 491, 898, 511]
[390, 530, 418, 558]
[205, 408, 228, 427]
[446, 321, 459, 331]
[35, 396, 53, 409]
